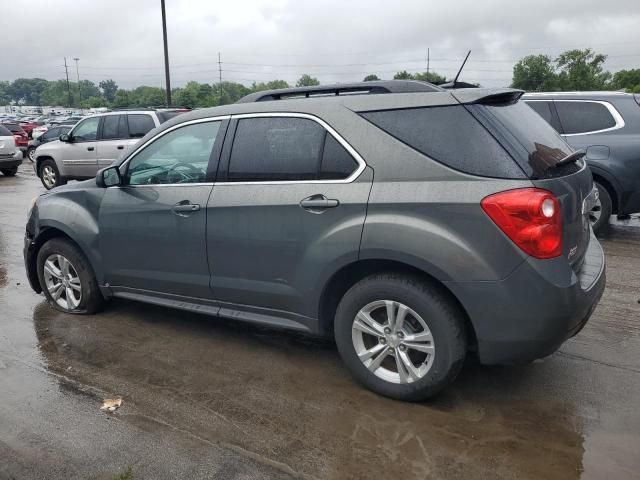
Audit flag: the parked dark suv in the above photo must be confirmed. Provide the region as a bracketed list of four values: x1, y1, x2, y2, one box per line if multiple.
[24, 81, 605, 400]
[523, 92, 640, 232]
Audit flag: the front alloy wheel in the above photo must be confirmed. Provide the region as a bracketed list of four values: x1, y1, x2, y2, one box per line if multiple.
[353, 300, 435, 384]
[43, 254, 82, 309]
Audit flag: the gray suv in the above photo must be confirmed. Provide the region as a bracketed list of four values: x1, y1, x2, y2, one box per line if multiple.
[34, 109, 187, 190]
[24, 81, 606, 400]
[523, 92, 640, 232]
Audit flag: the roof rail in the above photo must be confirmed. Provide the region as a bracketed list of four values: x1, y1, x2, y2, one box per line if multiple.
[236, 80, 444, 103]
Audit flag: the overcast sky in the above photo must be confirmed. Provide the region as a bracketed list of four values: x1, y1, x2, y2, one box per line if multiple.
[1, 0, 639, 89]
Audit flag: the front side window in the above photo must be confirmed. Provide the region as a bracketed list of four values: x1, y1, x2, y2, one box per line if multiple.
[71, 117, 100, 142]
[125, 121, 220, 185]
[555, 101, 617, 135]
[41, 128, 59, 140]
[127, 114, 156, 138]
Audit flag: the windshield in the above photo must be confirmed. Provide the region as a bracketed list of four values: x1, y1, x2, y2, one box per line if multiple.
[468, 101, 579, 179]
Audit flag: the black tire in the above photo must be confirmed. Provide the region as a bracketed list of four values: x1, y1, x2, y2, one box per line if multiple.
[27, 146, 36, 162]
[1, 166, 18, 176]
[334, 273, 467, 401]
[39, 159, 66, 190]
[36, 238, 106, 314]
[591, 181, 612, 235]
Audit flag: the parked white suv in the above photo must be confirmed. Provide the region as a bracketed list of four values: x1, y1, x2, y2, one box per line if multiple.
[34, 109, 188, 189]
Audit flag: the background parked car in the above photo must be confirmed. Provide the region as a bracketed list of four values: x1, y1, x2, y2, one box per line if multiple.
[1, 122, 29, 157]
[523, 91, 640, 232]
[34, 109, 187, 189]
[0, 124, 22, 176]
[32, 119, 79, 140]
[27, 125, 72, 162]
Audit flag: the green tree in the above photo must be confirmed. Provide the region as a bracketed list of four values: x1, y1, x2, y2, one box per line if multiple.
[251, 80, 290, 91]
[511, 55, 558, 91]
[363, 74, 380, 81]
[296, 74, 320, 87]
[113, 89, 131, 108]
[413, 71, 446, 84]
[8, 78, 49, 104]
[0, 81, 10, 105]
[82, 96, 106, 108]
[611, 69, 640, 92]
[99, 79, 118, 102]
[555, 49, 611, 90]
[393, 70, 414, 80]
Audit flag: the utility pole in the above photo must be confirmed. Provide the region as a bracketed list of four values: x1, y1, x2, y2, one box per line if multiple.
[218, 52, 223, 104]
[63, 57, 72, 107]
[73, 58, 82, 110]
[427, 48, 430, 76]
[160, 0, 172, 106]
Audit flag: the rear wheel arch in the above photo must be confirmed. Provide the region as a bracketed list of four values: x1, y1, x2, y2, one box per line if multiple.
[317, 259, 477, 350]
[591, 172, 619, 214]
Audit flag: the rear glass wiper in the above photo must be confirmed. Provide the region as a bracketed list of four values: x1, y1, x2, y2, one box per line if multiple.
[551, 150, 586, 168]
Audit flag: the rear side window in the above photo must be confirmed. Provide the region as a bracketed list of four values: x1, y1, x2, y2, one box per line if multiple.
[361, 106, 524, 178]
[101, 115, 128, 140]
[2, 123, 22, 133]
[555, 101, 617, 134]
[127, 114, 155, 138]
[0, 125, 11, 136]
[525, 101, 561, 132]
[228, 117, 325, 182]
[320, 134, 358, 180]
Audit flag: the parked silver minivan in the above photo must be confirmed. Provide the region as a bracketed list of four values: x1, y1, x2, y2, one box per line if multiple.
[34, 109, 188, 189]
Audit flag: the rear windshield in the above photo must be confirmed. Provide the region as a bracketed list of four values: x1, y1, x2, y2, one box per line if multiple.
[360, 105, 525, 179]
[0, 125, 12, 136]
[467, 101, 578, 179]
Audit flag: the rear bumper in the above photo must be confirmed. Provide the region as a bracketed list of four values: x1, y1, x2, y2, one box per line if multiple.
[0, 153, 22, 169]
[447, 229, 606, 365]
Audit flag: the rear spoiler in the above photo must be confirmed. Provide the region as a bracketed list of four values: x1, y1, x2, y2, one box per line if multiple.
[451, 88, 524, 106]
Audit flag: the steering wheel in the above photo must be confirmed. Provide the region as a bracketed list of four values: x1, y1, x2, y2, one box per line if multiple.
[166, 162, 204, 183]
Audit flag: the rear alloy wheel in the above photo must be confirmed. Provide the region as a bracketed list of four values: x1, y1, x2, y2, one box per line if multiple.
[1, 166, 18, 176]
[335, 273, 466, 401]
[590, 182, 612, 234]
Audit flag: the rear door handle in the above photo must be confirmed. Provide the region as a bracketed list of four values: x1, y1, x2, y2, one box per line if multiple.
[117, 145, 124, 150]
[87, 146, 94, 151]
[300, 195, 339, 211]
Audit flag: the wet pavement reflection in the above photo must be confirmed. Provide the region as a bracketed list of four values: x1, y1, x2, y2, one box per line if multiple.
[1, 165, 639, 479]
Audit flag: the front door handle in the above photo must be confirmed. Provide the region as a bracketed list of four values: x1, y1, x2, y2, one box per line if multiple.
[300, 194, 340, 212]
[117, 145, 124, 150]
[172, 202, 201, 215]
[87, 146, 94, 151]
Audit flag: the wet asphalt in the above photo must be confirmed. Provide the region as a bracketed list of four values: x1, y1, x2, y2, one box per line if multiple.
[1, 163, 639, 480]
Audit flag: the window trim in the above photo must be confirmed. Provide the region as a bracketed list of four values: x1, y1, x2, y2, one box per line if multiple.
[217, 112, 366, 185]
[551, 100, 625, 136]
[118, 115, 231, 187]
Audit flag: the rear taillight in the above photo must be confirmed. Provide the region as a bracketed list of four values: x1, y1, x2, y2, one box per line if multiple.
[481, 188, 562, 259]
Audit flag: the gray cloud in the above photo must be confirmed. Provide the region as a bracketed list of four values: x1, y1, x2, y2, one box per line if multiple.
[1, 0, 639, 88]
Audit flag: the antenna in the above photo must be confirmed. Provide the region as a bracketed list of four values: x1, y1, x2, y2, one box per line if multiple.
[452, 50, 471, 85]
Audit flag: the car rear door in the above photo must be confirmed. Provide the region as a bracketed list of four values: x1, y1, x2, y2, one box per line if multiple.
[206, 114, 371, 321]
[99, 118, 228, 298]
[96, 114, 129, 169]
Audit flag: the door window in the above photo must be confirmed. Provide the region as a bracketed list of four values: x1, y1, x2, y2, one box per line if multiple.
[71, 117, 100, 141]
[125, 121, 220, 185]
[228, 117, 358, 182]
[555, 101, 617, 134]
[525, 101, 562, 132]
[41, 128, 59, 140]
[127, 114, 156, 138]
[101, 114, 127, 140]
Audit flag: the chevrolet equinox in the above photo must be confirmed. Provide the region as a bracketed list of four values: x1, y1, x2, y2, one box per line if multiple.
[24, 81, 606, 400]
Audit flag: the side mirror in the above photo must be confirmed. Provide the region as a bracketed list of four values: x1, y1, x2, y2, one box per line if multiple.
[59, 133, 71, 142]
[96, 166, 122, 188]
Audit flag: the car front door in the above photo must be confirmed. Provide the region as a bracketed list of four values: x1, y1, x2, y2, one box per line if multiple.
[207, 114, 372, 321]
[99, 118, 227, 298]
[62, 116, 99, 177]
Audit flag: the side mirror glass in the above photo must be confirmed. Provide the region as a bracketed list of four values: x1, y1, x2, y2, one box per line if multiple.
[59, 133, 70, 142]
[96, 166, 121, 188]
